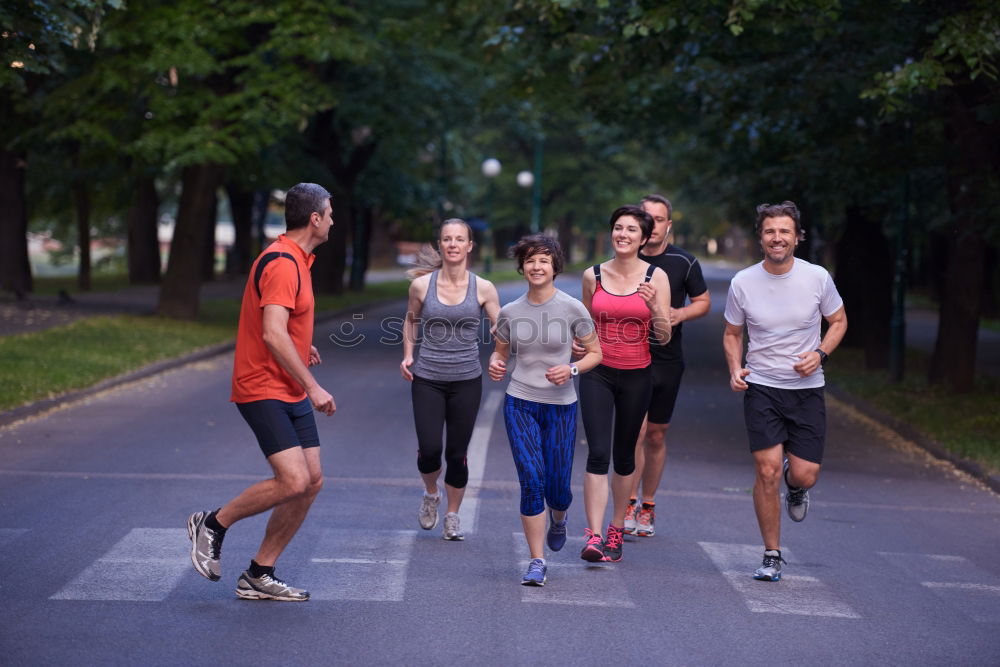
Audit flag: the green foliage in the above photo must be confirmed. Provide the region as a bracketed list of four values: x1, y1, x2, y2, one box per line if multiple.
[827, 347, 1000, 475]
[0, 279, 412, 412]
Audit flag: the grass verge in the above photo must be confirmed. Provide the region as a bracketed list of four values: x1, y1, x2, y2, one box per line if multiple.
[826, 347, 1000, 476]
[0, 280, 411, 413]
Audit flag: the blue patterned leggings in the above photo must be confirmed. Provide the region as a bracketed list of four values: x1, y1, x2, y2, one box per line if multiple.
[503, 395, 578, 517]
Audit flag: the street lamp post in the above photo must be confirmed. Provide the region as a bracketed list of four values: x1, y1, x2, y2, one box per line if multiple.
[481, 158, 501, 274]
[517, 170, 535, 232]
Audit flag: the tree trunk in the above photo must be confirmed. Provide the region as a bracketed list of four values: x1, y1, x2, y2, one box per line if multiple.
[200, 184, 218, 282]
[73, 179, 92, 291]
[928, 86, 995, 391]
[225, 183, 254, 276]
[834, 205, 892, 369]
[0, 149, 32, 295]
[349, 203, 371, 291]
[557, 211, 574, 265]
[312, 184, 351, 294]
[158, 163, 225, 319]
[126, 172, 161, 284]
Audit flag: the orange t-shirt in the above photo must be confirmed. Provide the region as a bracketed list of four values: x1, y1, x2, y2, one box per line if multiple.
[230, 235, 316, 404]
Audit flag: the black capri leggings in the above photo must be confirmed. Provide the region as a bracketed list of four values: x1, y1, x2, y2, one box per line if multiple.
[579, 363, 652, 476]
[411, 374, 483, 489]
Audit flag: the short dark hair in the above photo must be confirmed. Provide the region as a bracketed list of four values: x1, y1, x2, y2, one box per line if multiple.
[285, 183, 331, 231]
[640, 194, 672, 219]
[510, 234, 565, 276]
[755, 201, 804, 240]
[609, 205, 654, 246]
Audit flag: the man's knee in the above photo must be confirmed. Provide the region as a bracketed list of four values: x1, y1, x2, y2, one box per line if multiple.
[644, 423, 669, 451]
[754, 457, 783, 488]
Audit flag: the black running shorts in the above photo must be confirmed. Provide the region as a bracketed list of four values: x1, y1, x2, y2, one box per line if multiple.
[647, 359, 685, 425]
[743, 383, 826, 464]
[236, 397, 320, 458]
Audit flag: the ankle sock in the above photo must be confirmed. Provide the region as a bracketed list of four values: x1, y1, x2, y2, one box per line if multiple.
[249, 560, 274, 579]
[206, 509, 227, 534]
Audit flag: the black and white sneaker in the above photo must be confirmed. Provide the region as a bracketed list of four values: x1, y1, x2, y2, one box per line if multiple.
[236, 571, 309, 601]
[187, 511, 223, 582]
[753, 549, 786, 582]
[783, 459, 810, 522]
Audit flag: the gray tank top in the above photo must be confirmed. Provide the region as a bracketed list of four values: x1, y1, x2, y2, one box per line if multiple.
[412, 270, 483, 381]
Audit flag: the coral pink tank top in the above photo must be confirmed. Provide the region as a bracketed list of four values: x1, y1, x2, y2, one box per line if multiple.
[590, 263, 655, 369]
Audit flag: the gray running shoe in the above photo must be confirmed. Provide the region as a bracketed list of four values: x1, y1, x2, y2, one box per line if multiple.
[753, 550, 786, 582]
[236, 571, 309, 601]
[418, 492, 440, 530]
[442, 511, 464, 541]
[187, 511, 223, 582]
[783, 459, 809, 522]
[623, 501, 638, 535]
[785, 486, 810, 522]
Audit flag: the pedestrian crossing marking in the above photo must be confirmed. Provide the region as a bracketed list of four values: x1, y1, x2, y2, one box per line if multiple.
[513, 533, 636, 608]
[878, 551, 1000, 623]
[699, 542, 861, 618]
[459, 389, 504, 535]
[307, 529, 416, 602]
[50, 528, 189, 602]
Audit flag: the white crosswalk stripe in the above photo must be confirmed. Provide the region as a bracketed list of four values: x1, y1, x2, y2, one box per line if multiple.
[699, 542, 861, 618]
[513, 533, 635, 608]
[50, 528, 189, 601]
[458, 389, 504, 535]
[307, 529, 416, 601]
[878, 551, 1000, 623]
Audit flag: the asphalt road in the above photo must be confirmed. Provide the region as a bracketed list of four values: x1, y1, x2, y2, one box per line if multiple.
[1, 270, 998, 666]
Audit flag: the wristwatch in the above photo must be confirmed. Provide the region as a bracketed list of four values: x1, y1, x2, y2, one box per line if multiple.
[814, 348, 828, 366]
[569, 363, 579, 376]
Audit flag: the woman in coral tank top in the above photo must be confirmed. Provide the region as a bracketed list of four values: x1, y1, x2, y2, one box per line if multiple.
[578, 205, 671, 564]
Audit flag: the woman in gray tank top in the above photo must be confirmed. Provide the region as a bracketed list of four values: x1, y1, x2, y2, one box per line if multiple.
[400, 219, 500, 541]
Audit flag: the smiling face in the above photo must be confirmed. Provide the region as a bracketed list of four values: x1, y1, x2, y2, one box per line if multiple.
[522, 250, 555, 287]
[438, 222, 473, 265]
[612, 215, 646, 257]
[759, 215, 798, 267]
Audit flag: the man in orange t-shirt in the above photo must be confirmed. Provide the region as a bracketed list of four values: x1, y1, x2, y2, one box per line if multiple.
[187, 183, 336, 601]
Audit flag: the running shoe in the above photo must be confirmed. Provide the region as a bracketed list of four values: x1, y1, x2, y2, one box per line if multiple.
[783, 459, 810, 522]
[580, 528, 605, 562]
[753, 550, 786, 582]
[521, 559, 547, 587]
[187, 511, 223, 582]
[602, 524, 624, 562]
[623, 500, 638, 535]
[442, 512, 464, 541]
[236, 570, 309, 601]
[546, 510, 568, 552]
[636, 505, 655, 537]
[418, 492, 440, 530]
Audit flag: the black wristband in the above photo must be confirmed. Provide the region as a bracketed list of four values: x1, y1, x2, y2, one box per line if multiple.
[814, 348, 828, 366]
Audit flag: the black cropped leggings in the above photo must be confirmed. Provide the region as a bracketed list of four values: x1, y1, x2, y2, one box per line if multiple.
[411, 374, 482, 489]
[579, 363, 652, 476]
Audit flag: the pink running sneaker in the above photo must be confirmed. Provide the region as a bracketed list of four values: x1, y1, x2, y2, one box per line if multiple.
[580, 528, 605, 562]
[602, 524, 624, 562]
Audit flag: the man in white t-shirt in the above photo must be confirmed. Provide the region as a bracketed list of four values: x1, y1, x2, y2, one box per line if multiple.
[723, 201, 848, 582]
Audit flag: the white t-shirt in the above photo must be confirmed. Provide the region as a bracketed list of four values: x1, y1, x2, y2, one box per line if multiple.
[724, 258, 843, 389]
[495, 289, 594, 405]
